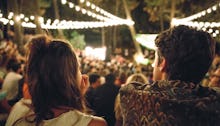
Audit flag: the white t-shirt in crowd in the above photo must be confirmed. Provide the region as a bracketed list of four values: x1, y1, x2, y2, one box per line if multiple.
[2, 71, 22, 100]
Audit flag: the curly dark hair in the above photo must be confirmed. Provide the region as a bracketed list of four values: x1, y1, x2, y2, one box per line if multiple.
[155, 25, 215, 84]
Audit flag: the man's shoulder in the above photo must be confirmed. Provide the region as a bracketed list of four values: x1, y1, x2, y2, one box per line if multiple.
[120, 81, 160, 94]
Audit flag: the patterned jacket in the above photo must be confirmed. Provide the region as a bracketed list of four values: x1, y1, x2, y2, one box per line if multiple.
[120, 80, 220, 126]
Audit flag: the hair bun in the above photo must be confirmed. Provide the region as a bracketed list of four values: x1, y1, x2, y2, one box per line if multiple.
[29, 35, 51, 56]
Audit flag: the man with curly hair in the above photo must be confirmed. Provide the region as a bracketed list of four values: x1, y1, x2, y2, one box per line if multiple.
[120, 25, 220, 126]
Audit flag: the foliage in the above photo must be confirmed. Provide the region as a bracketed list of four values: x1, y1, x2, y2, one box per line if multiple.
[66, 31, 86, 50]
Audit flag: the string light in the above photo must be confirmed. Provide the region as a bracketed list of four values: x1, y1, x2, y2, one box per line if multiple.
[8, 12, 14, 19]
[174, 2, 220, 22]
[0, 0, 135, 30]
[172, 2, 220, 37]
[61, 0, 134, 25]
[0, 12, 131, 29]
[172, 19, 220, 28]
[172, 20, 220, 37]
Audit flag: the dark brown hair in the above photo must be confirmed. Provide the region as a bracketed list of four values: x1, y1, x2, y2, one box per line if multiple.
[26, 35, 85, 125]
[155, 25, 215, 84]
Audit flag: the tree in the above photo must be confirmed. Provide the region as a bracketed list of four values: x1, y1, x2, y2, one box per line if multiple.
[122, 0, 142, 56]
[7, 0, 23, 51]
[68, 31, 86, 50]
[53, 0, 64, 38]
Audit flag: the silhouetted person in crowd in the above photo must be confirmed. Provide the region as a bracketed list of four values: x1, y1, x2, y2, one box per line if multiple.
[85, 73, 101, 110]
[93, 74, 120, 126]
[119, 25, 220, 126]
[6, 35, 107, 126]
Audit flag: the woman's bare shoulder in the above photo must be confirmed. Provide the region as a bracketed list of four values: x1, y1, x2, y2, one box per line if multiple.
[88, 116, 108, 126]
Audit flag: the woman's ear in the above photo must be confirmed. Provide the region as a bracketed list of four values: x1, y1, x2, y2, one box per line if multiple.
[159, 58, 166, 72]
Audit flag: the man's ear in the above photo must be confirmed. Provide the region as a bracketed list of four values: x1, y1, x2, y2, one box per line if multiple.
[159, 58, 166, 72]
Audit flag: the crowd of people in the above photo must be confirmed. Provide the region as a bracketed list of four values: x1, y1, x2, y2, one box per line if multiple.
[0, 25, 220, 126]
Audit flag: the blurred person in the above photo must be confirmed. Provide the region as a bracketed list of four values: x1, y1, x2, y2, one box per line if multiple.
[6, 35, 107, 126]
[209, 68, 220, 92]
[124, 73, 148, 85]
[114, 73, 127, 87]
[114, 73, 149, 126]
[1, 59, 22, 105]
[119, 25, 220, 126]
[85, 73, 101, 110]
[0, 53, 7, 88]
[93, 74, 120, 126]
[0, 59, 22, 125]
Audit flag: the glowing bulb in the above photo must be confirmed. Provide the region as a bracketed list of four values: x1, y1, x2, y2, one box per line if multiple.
[3, 19, 8, 25]
[24, 17, 29, 22]
[20, 14, 24, 19]
[75, 6, 80, 11]
[87, 11, 92, 16]
[96, 7, 100, 12]
[9, 20, 14, 25]
[30, 16, 35, 20]
[204, 22, 210, 27]
[92, 13, 96, 18]
[207, 8, 212, 13]
[208, 29, 213, 33]
[38, 17, 44, 23]
[61, 0, 67, 4]
[91, 4, 95, 9]
[69, 2, 74, 8]
[100, 10, 104, 14]
[201, 11, 206, 16]
[15, 16, 20, 22]
[212, 6, 217, 11]
[82, 9, 87, 14]
[53, 19, 59, 24]
[47, 19, 51, 24]
[8, 15, 13, 19]
[86, 1, 91, 6]
[213, 33, 217, 37]
[80, 0, 85, 3]
[8, 12, 14, 17]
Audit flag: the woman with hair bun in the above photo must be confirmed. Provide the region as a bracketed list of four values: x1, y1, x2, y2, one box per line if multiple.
[6, 35, 107, 126]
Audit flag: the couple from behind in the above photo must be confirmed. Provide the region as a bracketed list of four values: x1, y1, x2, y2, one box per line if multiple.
[6, 25, 220, 126]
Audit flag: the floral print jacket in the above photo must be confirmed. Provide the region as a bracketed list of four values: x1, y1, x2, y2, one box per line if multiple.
[120, 80, 220, 126]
